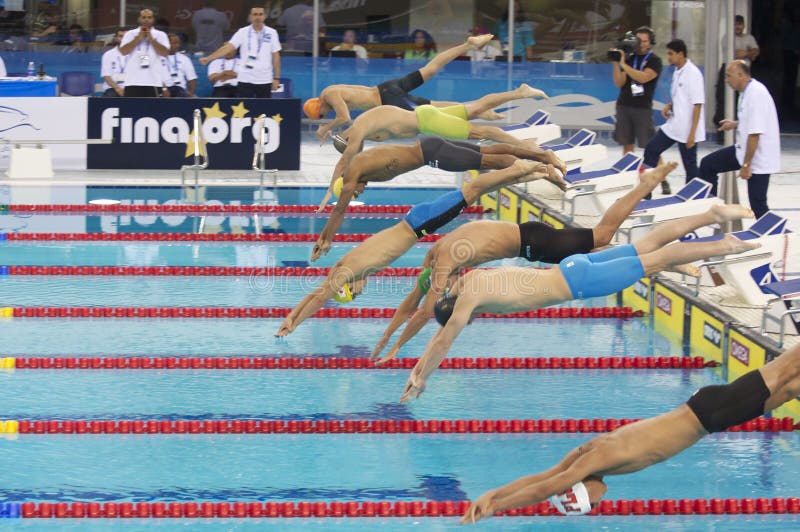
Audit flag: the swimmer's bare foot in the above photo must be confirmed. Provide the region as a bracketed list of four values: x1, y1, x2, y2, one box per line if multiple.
[545, 149, 568, 177]
[640, 161, 678, 189]
[518, 83, 548, 100]
[667, 263, 702, 277]
[709, 204, 755, 224]
[468, 34, 494, 50]
[723, 233, 761, 254]
[475, 110, 506, 121]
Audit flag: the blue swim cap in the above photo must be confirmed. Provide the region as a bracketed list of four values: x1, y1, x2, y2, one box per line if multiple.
[433, 292, 458, 327]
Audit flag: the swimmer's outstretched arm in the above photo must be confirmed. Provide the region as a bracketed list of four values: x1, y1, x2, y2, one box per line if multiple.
[399, 299, 474, 402]
[462, 451, 592, 524]
[311, 183, 358, 262]
[371, 284, 425, 360]
[315, 92, 352, 144]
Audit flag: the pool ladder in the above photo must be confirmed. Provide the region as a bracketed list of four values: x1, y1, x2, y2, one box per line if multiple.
[251, 114, 279, 236]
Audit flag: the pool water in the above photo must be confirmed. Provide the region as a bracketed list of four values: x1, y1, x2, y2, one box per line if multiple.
[0, 185, 798, 531]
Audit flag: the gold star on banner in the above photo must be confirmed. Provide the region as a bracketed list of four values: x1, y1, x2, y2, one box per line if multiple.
[203, 102, 226, 119]
[271, 113, 283, 124]
[185, 128, 208, 158]
[231, 102, 250, 118]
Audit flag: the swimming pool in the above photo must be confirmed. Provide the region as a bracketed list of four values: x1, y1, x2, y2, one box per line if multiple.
[1, 185, 798, 530]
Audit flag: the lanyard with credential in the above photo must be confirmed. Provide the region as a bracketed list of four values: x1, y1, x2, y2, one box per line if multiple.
[170, 54, 179, 74]
[117, 50, 128, 74]
[248, 27, 265, 57]
[632, 51, 653, 71]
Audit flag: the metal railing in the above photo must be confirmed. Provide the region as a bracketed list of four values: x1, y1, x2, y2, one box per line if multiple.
[251, 115, 279, 236]
[180, 109, 209, 191]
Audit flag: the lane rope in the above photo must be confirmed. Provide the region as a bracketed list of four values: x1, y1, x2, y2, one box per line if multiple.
[0, 306, 640, 319]
[3, 355, 716, 371]
[2, 204, 485, 215]
[3, 416, 797, 435]
[7, 496, 800, 518]
[1, 232, 443, 243]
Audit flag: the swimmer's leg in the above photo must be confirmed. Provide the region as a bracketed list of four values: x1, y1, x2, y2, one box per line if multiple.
[592, 161, 678, 248]
[639, 234, 761, 276]
[418, 34, 494, 81]
[462, 84, 547, 119]
[479, 142, 565, 175]
[632, 204, 755, 255]
[462, 159, 553, 202]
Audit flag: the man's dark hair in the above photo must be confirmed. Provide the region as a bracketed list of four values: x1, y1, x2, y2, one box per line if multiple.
[666, 39, 687, 56]
[634, 26, 655, 45]
[735, 15, 745, 24]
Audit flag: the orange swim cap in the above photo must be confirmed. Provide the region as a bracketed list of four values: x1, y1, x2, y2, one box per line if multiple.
[303, 97, 321, 119]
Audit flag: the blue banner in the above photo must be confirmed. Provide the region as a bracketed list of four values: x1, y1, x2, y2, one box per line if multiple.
[87, 98, 301, 170]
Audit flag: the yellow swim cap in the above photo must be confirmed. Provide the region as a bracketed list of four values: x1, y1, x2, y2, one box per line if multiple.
[333, 283, 353, 303]
[332, 177, 344, 199]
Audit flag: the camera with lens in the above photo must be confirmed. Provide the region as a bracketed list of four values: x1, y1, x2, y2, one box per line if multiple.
[607, 31, 639, 62]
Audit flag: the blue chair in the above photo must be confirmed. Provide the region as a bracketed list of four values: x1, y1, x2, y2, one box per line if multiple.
[59, 71, 95, 96]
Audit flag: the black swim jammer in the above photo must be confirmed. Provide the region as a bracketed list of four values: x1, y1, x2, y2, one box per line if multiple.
[377, 70, 431, 110]
[419, 136, 482, 171]
[686, 370, 771, 433]
[517, 221, 595, 264]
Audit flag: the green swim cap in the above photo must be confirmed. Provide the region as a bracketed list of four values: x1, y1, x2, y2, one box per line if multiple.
[417, 266, 432, 295]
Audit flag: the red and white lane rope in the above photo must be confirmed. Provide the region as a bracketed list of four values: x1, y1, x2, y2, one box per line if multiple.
[15, 496, 800, 518]
[8, 416, 798, 435]
[3, 232, 443, 242]
[3, 306, 641, 319]
[6, 355, 716, 371]
[5, 204, 485, 215]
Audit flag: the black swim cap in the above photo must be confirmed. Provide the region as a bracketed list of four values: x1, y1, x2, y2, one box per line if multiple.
[433, 293, 458, 327]
[333, 134, 348, 154]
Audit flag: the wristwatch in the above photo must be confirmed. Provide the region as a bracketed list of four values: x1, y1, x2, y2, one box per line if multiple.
[741, 163, 750, 168]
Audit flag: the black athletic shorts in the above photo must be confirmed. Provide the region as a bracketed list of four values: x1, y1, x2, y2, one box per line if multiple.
[377, 70, 430, 110]
[518, 222, 595, 263]
[686, 369, 770, 433]
[419, 136, 482, 171]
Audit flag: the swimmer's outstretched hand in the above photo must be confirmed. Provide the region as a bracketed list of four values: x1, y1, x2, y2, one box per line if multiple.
[316, 127, 333, 145]
[370, 336, 390, 360]
[311, 239, 332, 262]
[399, 372, 426, 402]
[375, 344, 401, 366]
[459, 490, 498, 524]
[316, 190, 333, 212]
[274, 318, 294, 337]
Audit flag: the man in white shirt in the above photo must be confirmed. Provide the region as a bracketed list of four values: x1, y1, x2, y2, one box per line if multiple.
[161, 33, 198, 97]
[100, 29, 127, 96]
[119, 8, 170, 97]
[643, 39, 705, 185]
[199, 6, 281, 98]
[699, 60, 780, 218]
[207, 49, 239, 97]
[331, 29, 367, 60]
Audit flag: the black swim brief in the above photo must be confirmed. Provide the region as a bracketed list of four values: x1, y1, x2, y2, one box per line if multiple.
[518, 221, 595, 263]
[377, 70, 431, 110]
[686, 369, 771, 433]
[419, 136, 482, 171]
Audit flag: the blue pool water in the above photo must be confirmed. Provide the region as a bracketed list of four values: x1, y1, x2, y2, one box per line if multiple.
[0, 185, 798, 531]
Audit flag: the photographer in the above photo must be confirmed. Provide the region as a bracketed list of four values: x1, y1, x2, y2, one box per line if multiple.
[119, 8, 170, 97]
[611, 27, 668, 194]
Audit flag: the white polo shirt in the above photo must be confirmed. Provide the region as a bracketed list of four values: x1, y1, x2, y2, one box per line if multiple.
[736, 79, 780, 174]
[100, 47, 127, 90]
[120, 27, 170, 87]
[161, 52, 197, 89]
[208, 57, 239, 87]
[660, 59, 706, 144]
[228, 24, 281, 84]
